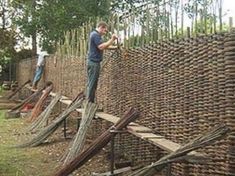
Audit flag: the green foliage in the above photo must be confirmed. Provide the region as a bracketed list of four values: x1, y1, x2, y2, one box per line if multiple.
[0, 1, 18, 68]
[12, 0, 111, 52]
[15, 49, 33, 60]
[0, 110, 59, 176]
[0, 29, 16, 68]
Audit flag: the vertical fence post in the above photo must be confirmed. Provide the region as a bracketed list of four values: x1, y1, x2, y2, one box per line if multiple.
[229, 17, 233, 32]
[187, 27, 191, 38]
[219, 0, 222, 31]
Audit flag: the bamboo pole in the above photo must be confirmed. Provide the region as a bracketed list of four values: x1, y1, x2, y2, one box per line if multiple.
[172, 4, 175, 38]
[9, 87, 44, 112]
[131, 14, 135, 47]
[76, 29, 80, 57]
[213, 0, 218, 33]
[200, 9, 204, 33]
[180, 0, 184, 36]
[124, 19, 127, 48]
[28, 84, 53, 122]
[219, 0, 222, 31]
[16, 92, 84, 148]
[204, 0, 208, 34]
[156, 5, 160, 40]
[187, 27, 191, 38]
[229, 17, 233, 32]
[71, 29, 75, 57]
[146, 5, 150, 44]
[141, 24, 145, 47]
[63, 101, 98, 164]
[116, 15, 120, 38]
[28, 93, 61, 132]
[54, 108, 139, 176]
[128, 124, 229, 176]
[167, 12, 170, 38]
[163, 0, 167, 38]
[195, 2, 198, 35]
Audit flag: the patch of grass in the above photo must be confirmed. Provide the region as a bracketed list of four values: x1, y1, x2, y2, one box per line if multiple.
[0, 86, 3, 96]
[0, 110, 58, 176]
[0, 110, 4, 117]
[0, 110, 26, 176]
[0, 110, 6, 128]
[0, 147, 25, 176]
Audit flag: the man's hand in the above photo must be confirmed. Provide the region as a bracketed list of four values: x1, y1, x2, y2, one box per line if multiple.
[111, 34, 118, 41]
[98, 34, 119, 50]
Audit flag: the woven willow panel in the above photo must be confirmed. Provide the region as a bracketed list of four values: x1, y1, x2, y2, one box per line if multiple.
[17, 31, 235, 176]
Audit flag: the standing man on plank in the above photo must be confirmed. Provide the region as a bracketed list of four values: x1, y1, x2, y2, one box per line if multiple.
[86, 21, 118, 103]
[31, 51, 49, 91]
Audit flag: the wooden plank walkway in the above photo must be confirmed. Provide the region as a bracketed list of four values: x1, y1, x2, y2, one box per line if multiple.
[26, 87, 202, 155]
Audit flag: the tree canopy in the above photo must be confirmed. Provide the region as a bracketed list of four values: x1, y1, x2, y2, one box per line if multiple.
[12, 0, 111, 53]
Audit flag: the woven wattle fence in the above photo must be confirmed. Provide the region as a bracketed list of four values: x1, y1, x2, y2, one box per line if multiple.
[16, 31, 235, 176]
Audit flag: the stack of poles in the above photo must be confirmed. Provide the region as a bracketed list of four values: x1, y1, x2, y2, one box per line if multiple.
[16, 92, 84, 148]
[54, 107, 139, 176]
[28, 84, 53, 122]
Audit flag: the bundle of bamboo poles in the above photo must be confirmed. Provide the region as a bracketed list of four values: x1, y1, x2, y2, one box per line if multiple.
[62, 101, 98, 164]
[16, 92, 84, 148]
[128, 124, 230, 176]
[9, 86, 44, 112]
[7, 80, 31, 99]
[28, 84, 53, 122]
[54, 107, 139, 176]
[28, 93, 61, 132]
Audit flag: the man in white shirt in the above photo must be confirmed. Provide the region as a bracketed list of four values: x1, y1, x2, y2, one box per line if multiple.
[31, 51, 49, 91]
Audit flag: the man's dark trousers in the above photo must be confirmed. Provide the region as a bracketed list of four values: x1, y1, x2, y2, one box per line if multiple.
[87, 59, 101, 103]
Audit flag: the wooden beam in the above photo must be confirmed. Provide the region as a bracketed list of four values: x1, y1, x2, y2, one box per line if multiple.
[49, 92, 201, 155]
[25, 87, 202, 156]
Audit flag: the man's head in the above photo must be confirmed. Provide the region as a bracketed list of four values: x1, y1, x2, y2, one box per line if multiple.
[97, 21, 108, 36]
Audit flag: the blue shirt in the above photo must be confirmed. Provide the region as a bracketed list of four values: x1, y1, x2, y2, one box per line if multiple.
[88, 30, 103, 62]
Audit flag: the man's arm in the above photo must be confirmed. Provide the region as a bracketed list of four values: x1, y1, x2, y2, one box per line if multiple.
[98, 34, 118, 50]
[107, 45, 118, 50]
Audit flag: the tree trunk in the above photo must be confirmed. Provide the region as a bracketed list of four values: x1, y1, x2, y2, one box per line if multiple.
[31, 0, 37, 57]
[2, 0, 6, 30]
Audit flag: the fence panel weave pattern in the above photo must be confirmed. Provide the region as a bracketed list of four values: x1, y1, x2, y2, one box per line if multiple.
[17, 31, 235, 176]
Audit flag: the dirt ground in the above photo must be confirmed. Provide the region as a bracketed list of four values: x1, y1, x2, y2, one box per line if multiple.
[0, 95, 111, 176]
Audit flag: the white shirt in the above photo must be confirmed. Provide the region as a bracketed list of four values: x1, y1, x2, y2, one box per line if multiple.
[37, 51, 49, 66]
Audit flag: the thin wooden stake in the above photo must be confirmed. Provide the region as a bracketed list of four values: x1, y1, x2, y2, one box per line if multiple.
[229, 17, 233, 32]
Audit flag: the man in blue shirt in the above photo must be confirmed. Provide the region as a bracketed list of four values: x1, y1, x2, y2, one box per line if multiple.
[87, 21, 118, 103]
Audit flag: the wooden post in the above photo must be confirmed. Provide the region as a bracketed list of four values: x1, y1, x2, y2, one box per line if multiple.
[229, 17, 233, 32]
[116, 15, 120, 38]
[187, 27, 190, 38]
[219, 0, 222, 31]
[204, 0, 208, 34]
[124, 19, 127, 48]
[181, 0, 184, 37]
